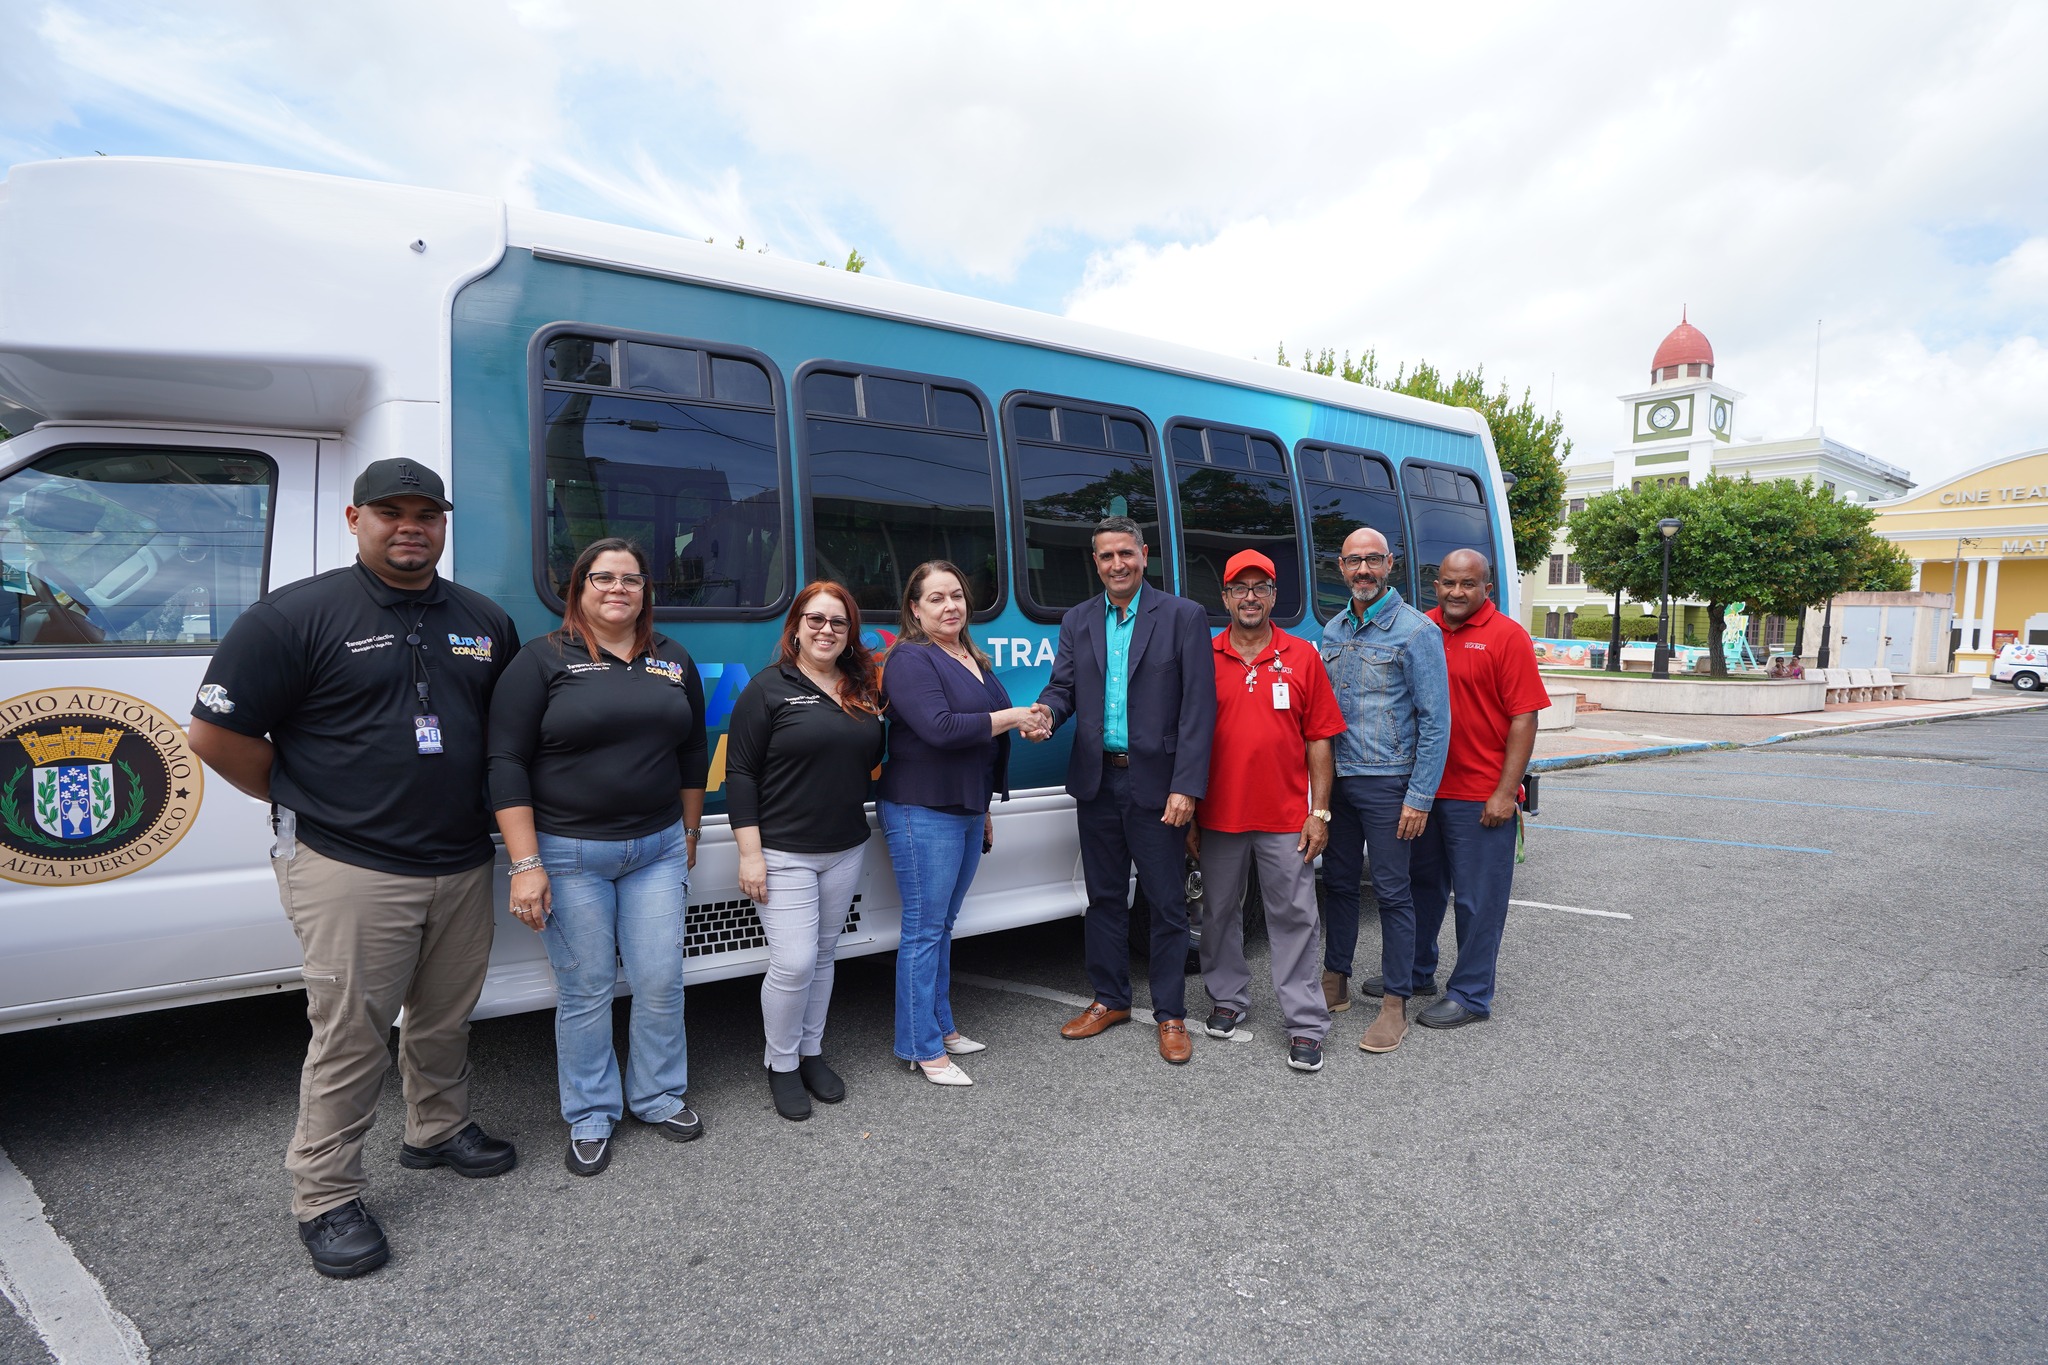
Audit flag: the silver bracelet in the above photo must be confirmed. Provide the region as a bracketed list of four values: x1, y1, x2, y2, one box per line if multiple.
[684, 827, 701, 838]
[508, 855, 545, 875]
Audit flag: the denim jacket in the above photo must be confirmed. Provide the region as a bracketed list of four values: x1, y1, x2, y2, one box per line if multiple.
[1319, 588, 1451, 810]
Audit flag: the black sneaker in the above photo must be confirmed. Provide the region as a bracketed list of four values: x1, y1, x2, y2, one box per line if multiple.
[647, 1105, 703, 1142]
[1204, 1006, 1244, 1040]
[797, 1055, 845, 1104]
[769, 1066, 811, 1121]
[1287, 1037, 1324, 1072]
[297, 1199, 389, 1279]
[565, 1136, 611, 1177]
[1359, 975, 1439, 999]
[398, 1121, 518, 1178]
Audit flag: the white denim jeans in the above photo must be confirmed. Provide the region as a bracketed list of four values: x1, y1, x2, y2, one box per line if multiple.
[757, 843, 866, 1072]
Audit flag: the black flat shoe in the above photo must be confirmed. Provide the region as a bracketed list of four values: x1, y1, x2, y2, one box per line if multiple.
[399, 1121, 518, 1178]
[1416, 998, 1486, 1029]
[1360, 975, 1439, 999]
[646, 1105, 702, 1142]
[565, 1136, 611, 1177]
[797, 1055, 845, 1103]
[298, 1199, 389, 1279]
[768, 1067, 811, 1121]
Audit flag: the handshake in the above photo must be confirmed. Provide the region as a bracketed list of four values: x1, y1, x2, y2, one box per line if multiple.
[1011, 703, 1056, 743]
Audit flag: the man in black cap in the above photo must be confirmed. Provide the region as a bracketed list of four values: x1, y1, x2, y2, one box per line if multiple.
[190, 458, 520, 1279]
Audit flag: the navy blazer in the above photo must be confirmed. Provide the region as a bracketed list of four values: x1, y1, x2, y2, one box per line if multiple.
[878, 640, 1012, 813]
[1035, 587, 1215, 809]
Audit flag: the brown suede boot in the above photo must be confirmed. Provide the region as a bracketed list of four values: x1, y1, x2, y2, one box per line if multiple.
[1322, 970, 1351, 1014]
[1358, 994, 1408, 1053]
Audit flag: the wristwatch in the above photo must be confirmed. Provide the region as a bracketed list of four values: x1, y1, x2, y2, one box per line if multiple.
[1310, 809, 1332, 823]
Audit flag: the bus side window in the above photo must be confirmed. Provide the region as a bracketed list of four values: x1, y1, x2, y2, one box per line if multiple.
[1298, 442, 1407, 620]
[535, 330, 789, 617]
[0, 447, 275, 649]
[797, 364, 1002, 619]
[1400, 461, 1495, 609]
[1165, 420, 1304, 625]
[1001, 393, 1166, 623]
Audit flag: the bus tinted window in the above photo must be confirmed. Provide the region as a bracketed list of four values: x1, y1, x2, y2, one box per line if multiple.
[1003, 393, 1166, 621]
[544, 335, 612, 386]
[622, 342, 701, 397]
[0, 447, 274, 649]
[1300, 441, 1406, 620]
[803, 370, 859, 416]
[1168, 421, 1303, 624]
[1401, 463, 1493, 608]
[712, 356, 772, 407]
[541, 391, 784, 612]
[802, 367, 1000, 617]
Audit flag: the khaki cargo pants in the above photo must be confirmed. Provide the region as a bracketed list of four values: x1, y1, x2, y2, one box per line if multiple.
[273, 835, 494, 1221]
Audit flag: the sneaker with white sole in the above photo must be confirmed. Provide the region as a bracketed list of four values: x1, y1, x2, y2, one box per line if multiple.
[1204, 1006, 1244, 1040]
[1287, 1037, 1324, 1072]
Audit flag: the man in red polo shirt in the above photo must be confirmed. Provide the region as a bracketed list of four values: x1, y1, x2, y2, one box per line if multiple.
[1187, 549, 1346, 1072]
[1386, 547, 1549, 1028]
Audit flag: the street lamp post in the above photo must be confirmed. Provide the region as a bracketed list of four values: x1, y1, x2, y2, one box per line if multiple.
[1816, 595, 1836, 670]
[1606, 586, 1624, 672]
[1652, 517, 1682, 679]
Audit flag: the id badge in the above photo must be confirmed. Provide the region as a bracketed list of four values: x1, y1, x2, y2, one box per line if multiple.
[1271, 682, 1290, 709]
[414, 714, 444, 755]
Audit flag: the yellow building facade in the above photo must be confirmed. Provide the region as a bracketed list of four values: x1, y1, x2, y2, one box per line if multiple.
[1872, 447, 2048, 674]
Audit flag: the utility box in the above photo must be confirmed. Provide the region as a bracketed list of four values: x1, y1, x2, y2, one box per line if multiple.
[1832, 592, 1953, 673]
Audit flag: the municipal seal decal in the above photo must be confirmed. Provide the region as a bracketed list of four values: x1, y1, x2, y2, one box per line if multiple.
[0, 689, 204, 887]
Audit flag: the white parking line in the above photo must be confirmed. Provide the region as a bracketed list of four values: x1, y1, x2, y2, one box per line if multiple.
[0, 1143, 149, 1364]
[953, 972, 1157, 1025]
[1510, 898, 1632, 920]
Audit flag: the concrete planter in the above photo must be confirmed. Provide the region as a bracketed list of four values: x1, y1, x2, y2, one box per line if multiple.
[1565, 674, 1828, 715]
[1898, 673, 1976, 701]
[1539, 685, 1578, 730]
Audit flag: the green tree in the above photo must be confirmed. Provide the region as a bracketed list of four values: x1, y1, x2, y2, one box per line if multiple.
[1278, 346, 1568, 575]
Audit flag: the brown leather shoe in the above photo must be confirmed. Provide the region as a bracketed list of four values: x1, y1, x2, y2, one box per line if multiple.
[1157, 1018, 1193, 1064]
[1322, 970, 1352, 1014]
[1060, 1002, 1132, 1039]
[1358, 994, 1408, 1053]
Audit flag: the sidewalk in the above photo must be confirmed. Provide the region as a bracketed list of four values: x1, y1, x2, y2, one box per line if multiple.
[1530, 690, 2048, 771]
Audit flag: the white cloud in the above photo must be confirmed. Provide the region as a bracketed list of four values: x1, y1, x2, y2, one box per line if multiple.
[0, 0, 2043, 484]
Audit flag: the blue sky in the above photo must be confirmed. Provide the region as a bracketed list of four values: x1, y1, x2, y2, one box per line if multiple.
[3, 0, 2044, 485]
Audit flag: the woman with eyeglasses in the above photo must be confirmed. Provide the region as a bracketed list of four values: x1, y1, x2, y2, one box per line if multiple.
[879, 560, 1041, 1086]
[487, 538, 708, 1177]
[726, 581, 887, 1121]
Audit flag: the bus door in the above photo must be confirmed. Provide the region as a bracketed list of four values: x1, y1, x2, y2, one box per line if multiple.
[0, 424, 316, 1031]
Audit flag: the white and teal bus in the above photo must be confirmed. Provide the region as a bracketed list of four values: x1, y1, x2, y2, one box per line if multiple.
[0, 157, 1515, 1033]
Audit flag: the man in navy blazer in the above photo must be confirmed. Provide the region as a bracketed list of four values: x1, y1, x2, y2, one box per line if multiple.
[1029, 517, 1215, 1064]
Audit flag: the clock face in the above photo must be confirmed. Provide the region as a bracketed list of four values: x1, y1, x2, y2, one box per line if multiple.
[1649, 402, 1679, 430]
[1712, 400, 1730, 432]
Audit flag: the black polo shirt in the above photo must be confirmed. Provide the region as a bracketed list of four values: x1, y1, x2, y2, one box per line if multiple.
[193, 561, 519, 876]
[486, 632, 709, 841]
[725, 663, 884, 854]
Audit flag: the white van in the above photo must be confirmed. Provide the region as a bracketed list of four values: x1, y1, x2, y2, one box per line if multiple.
[1990, 643, 2047, 691]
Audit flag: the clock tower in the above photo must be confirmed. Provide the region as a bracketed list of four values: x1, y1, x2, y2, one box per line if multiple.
[1609, 311, 1744, 491]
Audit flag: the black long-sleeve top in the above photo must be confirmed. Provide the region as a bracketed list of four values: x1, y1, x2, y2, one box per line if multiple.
[724, 663, 884, 854]
[487, 632, 709, 840]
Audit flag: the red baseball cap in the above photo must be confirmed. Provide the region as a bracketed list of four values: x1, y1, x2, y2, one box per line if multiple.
[1223, 549, 1277, 583]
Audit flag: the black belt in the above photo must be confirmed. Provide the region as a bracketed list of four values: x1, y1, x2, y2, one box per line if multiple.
[1103, 752, 1130, 768]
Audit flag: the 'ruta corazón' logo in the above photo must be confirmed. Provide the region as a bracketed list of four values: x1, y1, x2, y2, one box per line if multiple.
[0, 689, 203, 887]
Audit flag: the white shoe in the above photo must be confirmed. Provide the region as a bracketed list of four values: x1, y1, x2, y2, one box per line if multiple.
[942, 1034, 987, 1055]
[908, 1058, 974, 1086]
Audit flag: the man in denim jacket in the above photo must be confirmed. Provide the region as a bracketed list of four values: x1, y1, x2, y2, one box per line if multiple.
[1319, 526, 1451, 1054]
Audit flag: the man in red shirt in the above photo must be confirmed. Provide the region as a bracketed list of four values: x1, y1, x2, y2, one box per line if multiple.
[1394, 547, 1549, 1028]
[1187, 550, 1347, 1072]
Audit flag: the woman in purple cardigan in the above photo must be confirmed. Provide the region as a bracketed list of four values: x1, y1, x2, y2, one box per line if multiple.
[880, 560, 1041, 1086]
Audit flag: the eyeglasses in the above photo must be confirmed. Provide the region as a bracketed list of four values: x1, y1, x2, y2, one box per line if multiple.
[801, 612, 852, 634]
[1338, 554, 1393, 571]
[586, 571, 649, 591]
[1221, 582, 1277, 600]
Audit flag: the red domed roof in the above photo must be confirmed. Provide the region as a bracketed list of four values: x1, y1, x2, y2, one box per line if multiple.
[1652, 311, 1714, 371]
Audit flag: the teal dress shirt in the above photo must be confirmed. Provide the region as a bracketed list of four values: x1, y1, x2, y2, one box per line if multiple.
[1103, 583, 1142, 753]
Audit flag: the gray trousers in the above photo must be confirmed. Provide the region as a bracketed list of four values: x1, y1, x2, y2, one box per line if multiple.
[1197, 829, 1331, 1041]
[758, 843, 865, 1072]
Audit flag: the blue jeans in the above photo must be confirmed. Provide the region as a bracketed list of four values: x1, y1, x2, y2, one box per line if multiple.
[536, 823, 690, 1140]
[880, 801, 983, 1062]
[1319, 774, 1418, 992]
[1408, 798, 1516, 1015]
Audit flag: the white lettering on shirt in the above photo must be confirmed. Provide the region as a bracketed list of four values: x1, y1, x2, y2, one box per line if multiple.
[345, 633, 397, 654]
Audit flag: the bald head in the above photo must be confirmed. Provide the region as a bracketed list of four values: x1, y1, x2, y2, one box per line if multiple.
[1435, 548, 1492, 627]
[1339, 526, 1396, 607]
[1441, 548, 1491, 580]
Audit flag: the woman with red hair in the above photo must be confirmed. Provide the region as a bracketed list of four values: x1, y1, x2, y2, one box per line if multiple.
[726, 581, 886, 1121]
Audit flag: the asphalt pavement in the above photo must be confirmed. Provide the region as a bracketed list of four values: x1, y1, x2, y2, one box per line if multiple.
[2, 710, 2044, 1363]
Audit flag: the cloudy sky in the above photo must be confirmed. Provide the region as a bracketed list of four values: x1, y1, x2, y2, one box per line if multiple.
[3, 1, 2043, 485]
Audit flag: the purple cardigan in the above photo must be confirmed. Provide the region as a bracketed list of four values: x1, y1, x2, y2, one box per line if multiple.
[878, 641, 1012, 813]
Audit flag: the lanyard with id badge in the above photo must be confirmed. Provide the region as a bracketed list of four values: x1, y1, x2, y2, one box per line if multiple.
[394, 605, 442, 755]
[1244, 648, 1290, 709]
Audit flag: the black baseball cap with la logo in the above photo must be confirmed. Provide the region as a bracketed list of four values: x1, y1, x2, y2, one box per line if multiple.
[352, 458, 454, 510]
